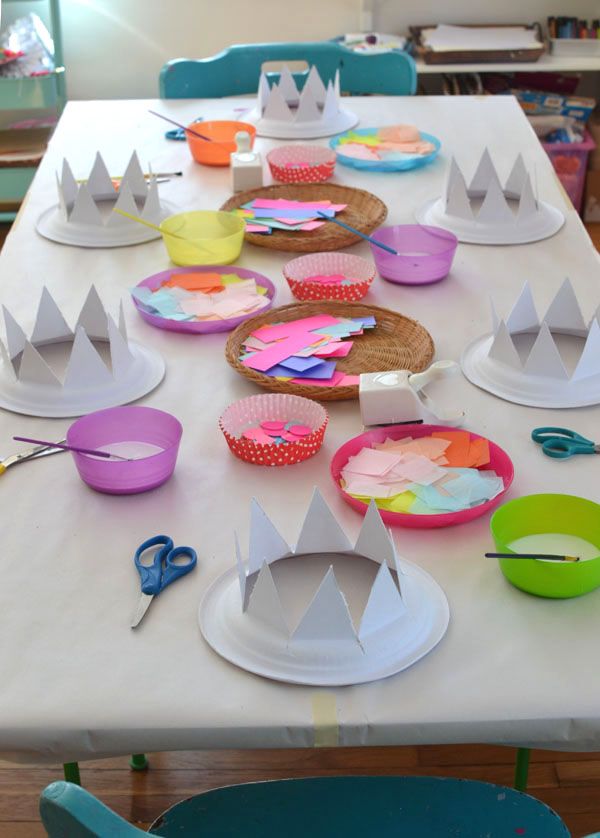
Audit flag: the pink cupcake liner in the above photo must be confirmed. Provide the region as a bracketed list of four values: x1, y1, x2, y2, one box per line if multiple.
[267, 145, 336, 184]
[219, 393, 328, 467]
[283, 251, 376, 302]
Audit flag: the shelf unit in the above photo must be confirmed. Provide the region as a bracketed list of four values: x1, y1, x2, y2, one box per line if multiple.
[415, 53, 600, 74]
[0, 0, 66, 222]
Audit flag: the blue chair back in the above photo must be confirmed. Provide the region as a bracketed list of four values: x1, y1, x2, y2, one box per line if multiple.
[41, 776, 573, 837]
[160, 41, 417, 98]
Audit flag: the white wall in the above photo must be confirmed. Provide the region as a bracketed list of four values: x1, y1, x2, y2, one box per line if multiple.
[4, 0, 600, 100]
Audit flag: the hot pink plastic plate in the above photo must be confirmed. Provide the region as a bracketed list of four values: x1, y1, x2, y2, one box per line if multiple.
[330, 423, 514, 529]
[131, 266, 276, 334]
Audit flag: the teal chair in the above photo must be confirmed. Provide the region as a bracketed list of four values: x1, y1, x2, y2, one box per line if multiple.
[40, 776, 584, 837]
[159, 41, 417, 98]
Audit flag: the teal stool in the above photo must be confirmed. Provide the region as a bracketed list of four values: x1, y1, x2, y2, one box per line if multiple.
[40, 775, 581, 837]
[160, 41, 416, 98]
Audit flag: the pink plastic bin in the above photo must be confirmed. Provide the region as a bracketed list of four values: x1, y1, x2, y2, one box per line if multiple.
[330, 423, 514, 529]
[67, 406, 182, 495]
[542, 129, 596, 214]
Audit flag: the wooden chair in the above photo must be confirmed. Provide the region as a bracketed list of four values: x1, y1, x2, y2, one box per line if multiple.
[40, 775, 579, 836]
[159, 41, 417, 98]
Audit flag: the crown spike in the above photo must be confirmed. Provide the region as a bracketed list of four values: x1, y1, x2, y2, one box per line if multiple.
[488, 320, 522, 368]
[504, 154, 527, 196]
[63, 326, 113, 389]
[291, 566, 358, 645]
[573, 318, 600, 381]
[469, 148, 500, 194]
[30, 287, 73, 345]
[60, 159, 78, 212]
[262, 83, 293, 122]
[506, 282, 539, 334]
[18, 341, 61, 387]
[359, 562, 405, 639]
[108, 181, 141, 226]
[322, 80, 339, 123]
[523, 321, 569, 379]
[543, 278, 587, 335]
[121, 151, 147, 199]
[354, 500, 397, 569]
[295, 488, 353, 554]
[3, 305, 28, 359]
[69, 183, 104, 226]
[304, 64, 327, 104]
[295, 82, 322, 123]
[477, 176, 514, 225]
[55, 172, 68, 220]
[517, 173, 538, 220]
[140, 178, 161, 223]
[257, 72, 271, 113]
[445, 159, 472, 220]
[86, 152, 115, 198]
[0, 340, 16, 382]
[235, 532, 250, 610]
[333, 69, 341, 99]
[277, 65, 300, 103]
[108, 314, 134, 378]
[248, 498, 291, 576]
[247, 561, 289, 634]
[75, 285, 109, 340]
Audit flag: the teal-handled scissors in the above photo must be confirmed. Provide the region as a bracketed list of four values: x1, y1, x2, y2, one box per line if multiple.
[131, 535, 197, 628]
[531, 427, 600, 459]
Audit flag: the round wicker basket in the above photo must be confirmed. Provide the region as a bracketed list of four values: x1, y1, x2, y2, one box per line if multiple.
[220, 184, 387, 252]
[225, 301, 435, 401]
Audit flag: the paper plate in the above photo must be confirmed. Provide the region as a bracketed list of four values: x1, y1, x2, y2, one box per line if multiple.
[330, 129, 441, 172]
[0, 341, 165, 418]
[36, 199, 178, 248]
[132, 266, 276, 335]
[246, 106, 358, 140]
[461, 332, 600, 408]
[199, 558, 449, 686]
[330, 424, 514, 529]
[415, 196, 565, 245]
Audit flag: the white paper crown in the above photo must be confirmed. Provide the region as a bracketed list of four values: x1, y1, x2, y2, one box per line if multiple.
[416, 149, 565, 245]
[0, 286, 165, 417]
[36, 152, 175, 248]
[461, 279, 600, 408]
[236, 489, 406, 646]
[247, 65, 358, 139]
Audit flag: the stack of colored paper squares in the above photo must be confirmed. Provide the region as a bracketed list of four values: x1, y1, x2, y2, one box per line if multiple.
[131, 271, 270, 322]
[337, 125, 435, 162]
[240, 419, 313, 445]
[232, 198, 347, 235]
[303, 274, 363, 287]
[240, 313, 376, 387]
[340, 431, 504, 514]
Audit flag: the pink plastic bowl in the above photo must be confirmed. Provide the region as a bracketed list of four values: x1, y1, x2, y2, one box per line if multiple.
[283, 252, 376, 302]
[267, 145, 336, 183]
[67, 406, 183, 495]
[330, 423, 514, 529]
[370, 225, 458, 285]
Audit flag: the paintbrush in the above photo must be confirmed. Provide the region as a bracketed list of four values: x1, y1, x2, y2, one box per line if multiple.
[316, 211, 398, 254]
[485, 552, 580, 562]
[13, 436, 130, 461]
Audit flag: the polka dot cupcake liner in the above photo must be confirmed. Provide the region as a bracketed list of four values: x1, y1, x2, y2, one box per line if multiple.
[283, 251, 376, 302]
[219, 393, 328, 467]
[267, 145, 336, 184]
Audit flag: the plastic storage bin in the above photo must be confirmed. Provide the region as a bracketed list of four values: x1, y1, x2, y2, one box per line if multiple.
[542, 130, 596, 213]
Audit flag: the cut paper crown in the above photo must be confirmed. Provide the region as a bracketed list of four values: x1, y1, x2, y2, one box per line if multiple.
[2, 286, 135, 389]
[254, 65, 344, 128]
[236, 489, 406, 647]
[56, 151, 161, 228]
[487, 278, 600, 381]
[444, 150, 540, 225]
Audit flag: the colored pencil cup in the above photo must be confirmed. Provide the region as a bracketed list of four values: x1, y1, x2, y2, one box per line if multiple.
[267, 145, 336, 183]
[283, 252, 375, 302]
[67, 406, 183, 494]
[186, 120, 256, 166]
[160, 211, 245, 266]
[370, 225, 458, 285]
[490, 494, 600, 598]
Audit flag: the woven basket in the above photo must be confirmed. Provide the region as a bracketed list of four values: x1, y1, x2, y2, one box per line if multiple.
[225, 301, 435, 402]
[220, 184, 388, 253]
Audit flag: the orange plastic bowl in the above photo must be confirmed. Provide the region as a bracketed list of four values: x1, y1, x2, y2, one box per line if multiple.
[186, 121, 257, 167]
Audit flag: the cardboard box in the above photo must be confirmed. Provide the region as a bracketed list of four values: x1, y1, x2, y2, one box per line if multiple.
[513, 89, 596, 125]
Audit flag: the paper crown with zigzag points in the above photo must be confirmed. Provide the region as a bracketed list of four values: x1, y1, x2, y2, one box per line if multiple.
[247, 65, 358, 139]
[461, 279, 600, 407]
[416, 149, 565, 245]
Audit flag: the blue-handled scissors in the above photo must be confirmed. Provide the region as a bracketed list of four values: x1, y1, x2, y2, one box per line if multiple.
[531, 426, 600, 459]
[131, 535, 197, 628]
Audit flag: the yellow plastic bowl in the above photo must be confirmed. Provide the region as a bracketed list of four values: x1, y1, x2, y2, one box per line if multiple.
[160, 211, 245, 266]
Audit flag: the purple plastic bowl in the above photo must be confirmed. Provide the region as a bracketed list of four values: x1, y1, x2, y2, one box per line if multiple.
[131, 265, 276, 334]
[66, 406, 183, 495]
[370, 225, 458, 285]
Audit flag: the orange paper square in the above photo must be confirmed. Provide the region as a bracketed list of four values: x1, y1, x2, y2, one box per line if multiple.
[164, 272, 224, 292]
[431, 431, 472, 468]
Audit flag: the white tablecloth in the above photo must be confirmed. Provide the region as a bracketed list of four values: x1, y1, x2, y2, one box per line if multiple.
[2, 96, 600, 764]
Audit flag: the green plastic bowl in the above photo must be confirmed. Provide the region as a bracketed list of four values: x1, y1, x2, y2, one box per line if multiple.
[490, 494, 600, 599]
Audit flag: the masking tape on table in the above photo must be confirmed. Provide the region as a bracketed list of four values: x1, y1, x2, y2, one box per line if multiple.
[312, 692, 339, 747]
